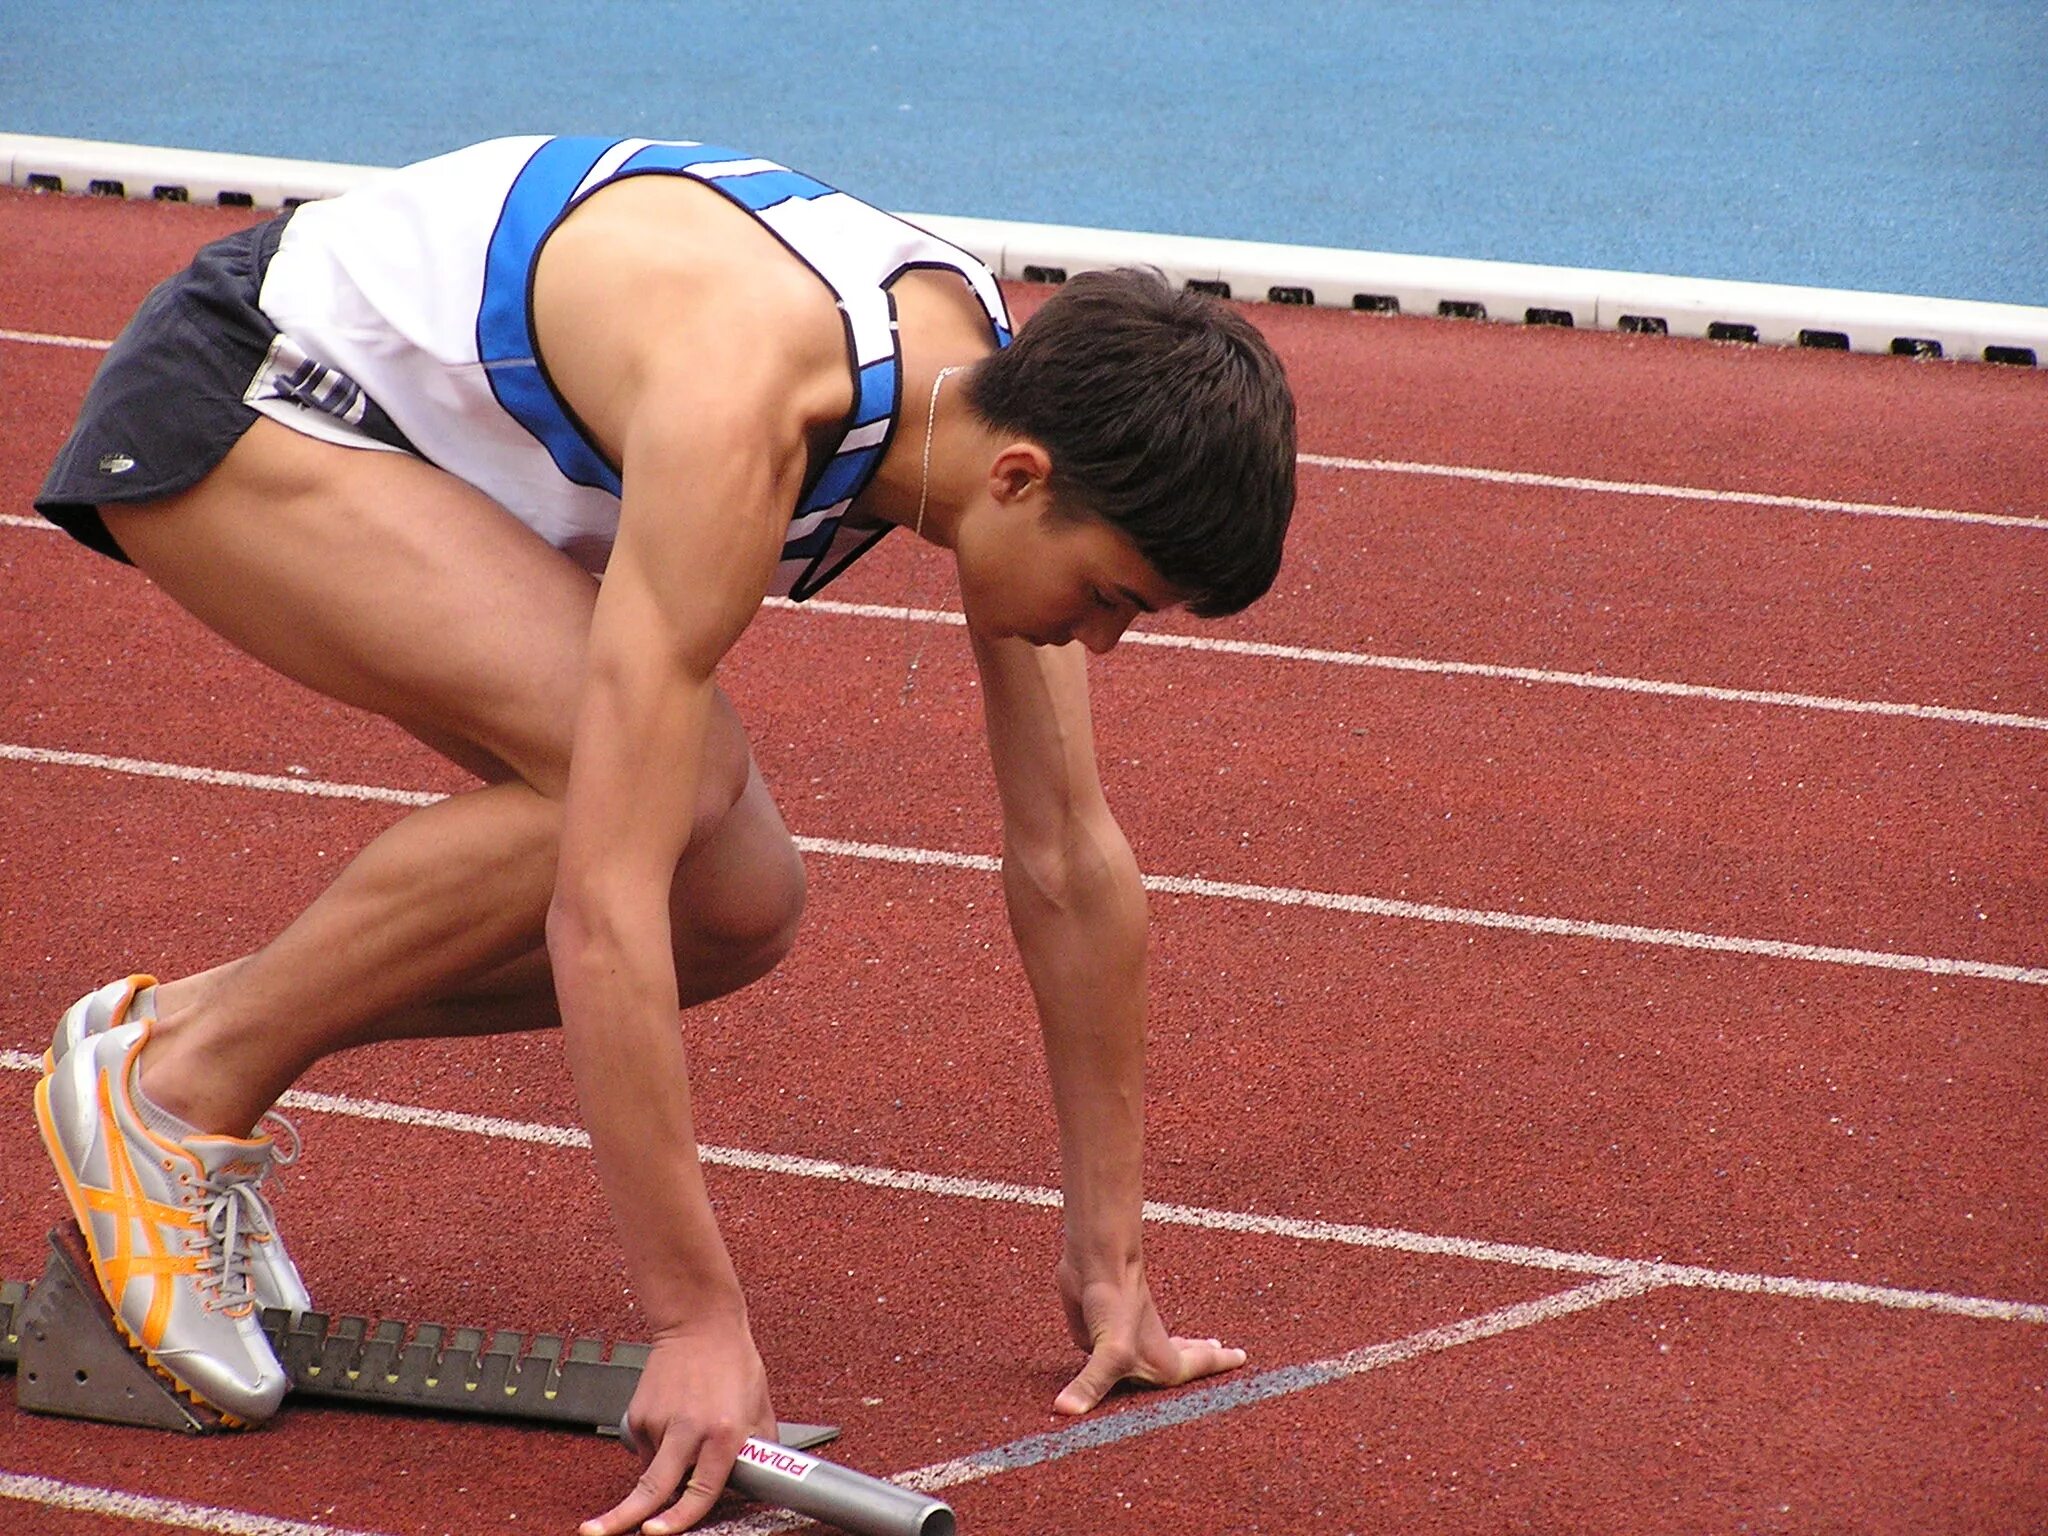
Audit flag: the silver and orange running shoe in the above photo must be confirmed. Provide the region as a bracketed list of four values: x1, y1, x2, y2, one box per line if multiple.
[43, 977, 313, 1318]
[44, 974, 158, 1073]
[35, 1019, 292, 1426]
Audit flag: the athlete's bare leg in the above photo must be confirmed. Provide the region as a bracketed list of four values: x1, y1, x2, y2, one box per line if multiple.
[97, 418, 806, 1137]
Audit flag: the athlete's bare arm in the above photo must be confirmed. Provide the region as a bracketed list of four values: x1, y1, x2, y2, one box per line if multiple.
[971, 628, 1249, 1413]
[532, 177, 850, 1536]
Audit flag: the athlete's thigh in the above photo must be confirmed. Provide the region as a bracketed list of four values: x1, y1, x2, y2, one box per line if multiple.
[100, 418, 597, 795]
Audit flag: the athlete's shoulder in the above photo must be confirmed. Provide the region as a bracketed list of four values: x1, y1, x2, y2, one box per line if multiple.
[548, 171, 841, 326]
[534, 174, 849, 461]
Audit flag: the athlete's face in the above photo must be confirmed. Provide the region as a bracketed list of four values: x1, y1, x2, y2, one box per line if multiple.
[953, 448, 1184, 654]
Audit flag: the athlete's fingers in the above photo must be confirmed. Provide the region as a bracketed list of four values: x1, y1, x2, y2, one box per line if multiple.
[1052, 1342, 1137, 1416]
[1159, 1336, 1248, 1387]
[1054, 1333, 1250, 1416]
[580, 1423, 696, 1536]
[645, 1432, 745, 1536]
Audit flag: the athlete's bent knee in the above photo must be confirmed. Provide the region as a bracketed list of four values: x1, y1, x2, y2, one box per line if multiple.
[674, 839, 806, 1003]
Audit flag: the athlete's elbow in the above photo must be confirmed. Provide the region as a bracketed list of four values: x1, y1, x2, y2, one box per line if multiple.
[544, 886, 596, 974]
[1003, 812, 1138, 919]
[545, 869, 626, 980]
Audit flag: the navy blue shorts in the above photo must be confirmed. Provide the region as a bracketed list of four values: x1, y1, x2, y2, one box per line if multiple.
[34, 214, 292, 564]
[34, 210, 414, 564]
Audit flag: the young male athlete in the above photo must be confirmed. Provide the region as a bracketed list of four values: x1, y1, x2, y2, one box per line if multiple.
[32, 135, 1294, 1535]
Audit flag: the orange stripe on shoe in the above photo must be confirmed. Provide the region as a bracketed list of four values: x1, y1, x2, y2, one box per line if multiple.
[96, 1069, 196, 1349]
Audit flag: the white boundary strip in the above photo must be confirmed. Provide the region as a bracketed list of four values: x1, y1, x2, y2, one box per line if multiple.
[7, 499, 2047, 736]
[7, 501, 2045, 735]
[8, 323, 2040, 531]
[5, 741, 2044, 987]
[0, 1471, 395, 1536]
[701, 1273, 1661, 1533]
[1296, 454, 2048, 531]
[6, 319, 2040, 534]
[764, 597, 2048, 732]
[0, 324, 109, 351]
[3, 404, 2038, 541]
[3, 1050, 2039, 1326]
[4, 133, 2043, 363]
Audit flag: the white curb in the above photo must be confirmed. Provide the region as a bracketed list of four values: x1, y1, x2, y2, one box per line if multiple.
[6, 132, 2042, 366]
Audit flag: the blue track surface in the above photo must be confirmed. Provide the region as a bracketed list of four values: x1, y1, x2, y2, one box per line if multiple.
[5, 0, 2043, 304]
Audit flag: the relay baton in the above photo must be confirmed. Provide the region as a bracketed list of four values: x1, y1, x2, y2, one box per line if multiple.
[618, 1418, 955, 1536]
[725, 1437, 955, 1536]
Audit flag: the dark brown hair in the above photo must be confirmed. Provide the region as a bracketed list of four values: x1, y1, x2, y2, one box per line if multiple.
[962, 268, 1295, 617]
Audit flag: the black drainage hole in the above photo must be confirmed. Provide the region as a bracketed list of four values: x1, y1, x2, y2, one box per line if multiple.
[1984, 345, 2037, 367]
[1525, 307, 1573, 327]
[1890, 337, 1943, 358]
[1706, 322, 1759, 343]
[1619, 314, 1668, 335]
[1267, 285, 1314, 306]
[1438, 300, 1486, 320]
[1798, 329, 1850, 350]
[1020, 264, 1067, 284]
[1352, 294, 1399, 314]
[1185, 279, 1231, 298]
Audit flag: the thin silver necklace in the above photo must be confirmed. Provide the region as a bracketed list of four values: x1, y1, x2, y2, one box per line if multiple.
[900, 364, 959, 704]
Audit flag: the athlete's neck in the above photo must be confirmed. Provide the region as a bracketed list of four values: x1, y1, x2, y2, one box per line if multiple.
[860, 270, 1002, 544]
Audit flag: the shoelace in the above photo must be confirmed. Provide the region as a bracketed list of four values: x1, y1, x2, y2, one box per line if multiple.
[257, 1109, 302, 1174]
[192, 1111, 300, 1312]
[194, 1164, 272, 1312]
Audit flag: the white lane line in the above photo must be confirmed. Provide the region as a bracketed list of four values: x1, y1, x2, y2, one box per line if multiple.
[13, 515, 2042, 734]
[1133, 868, 2048, 987]
[5, 1050, 2039, 1325]
[697, 1273, 1659, 1533]
[0, 1471, 395, 1536]
[5, 741, 2043, 987]
[763, 596, 2048, 732]
[0, 743, 445, 807]
[2, 324, 2034, 530]
[1299, 453, 2048, 530]
[0, 326, 110, 351]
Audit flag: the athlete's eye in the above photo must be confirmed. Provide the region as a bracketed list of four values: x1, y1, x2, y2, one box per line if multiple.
[1090, 588, 1118, 611]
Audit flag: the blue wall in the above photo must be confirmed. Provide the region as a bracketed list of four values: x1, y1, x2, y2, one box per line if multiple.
[4, 1, 2042, 302]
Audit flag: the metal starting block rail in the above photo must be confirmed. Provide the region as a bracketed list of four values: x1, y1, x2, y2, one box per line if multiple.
[4, 1225, 955, 1535]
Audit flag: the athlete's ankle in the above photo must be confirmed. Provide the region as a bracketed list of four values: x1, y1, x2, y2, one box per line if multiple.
[152, 956, 247, 1025]
[135, 1024, 267, 1140]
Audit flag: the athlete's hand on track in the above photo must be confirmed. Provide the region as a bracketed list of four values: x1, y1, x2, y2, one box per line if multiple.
[582, 1323, 778, 1536]
[1050, 1255, 1248, 1415]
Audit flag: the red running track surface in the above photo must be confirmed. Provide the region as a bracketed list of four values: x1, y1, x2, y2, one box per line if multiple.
[1, 189, 2044, 1535]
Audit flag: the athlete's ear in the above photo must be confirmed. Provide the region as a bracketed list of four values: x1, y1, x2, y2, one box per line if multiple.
[987, 441, 1053, 505]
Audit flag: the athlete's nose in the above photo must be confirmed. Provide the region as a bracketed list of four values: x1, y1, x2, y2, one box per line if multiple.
[1081, 611, 1132, 655]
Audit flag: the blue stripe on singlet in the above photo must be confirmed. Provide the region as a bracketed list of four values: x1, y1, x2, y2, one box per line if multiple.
[805, 446, 882, 512]
[615, 141, 750, 177]
[618, 144, 832, 212]
[477, 136, 624, 495]
[850, 357, 896, 428]
[785, 355, 896, 540]
[712, 168, 835, 211]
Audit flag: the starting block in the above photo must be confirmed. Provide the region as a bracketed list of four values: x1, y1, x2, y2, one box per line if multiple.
[6, 1224, 223, 1432]
[4, 1223, 955, 1535]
